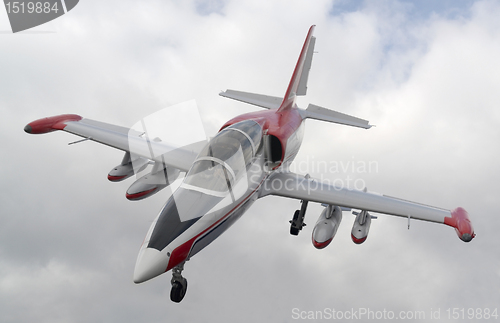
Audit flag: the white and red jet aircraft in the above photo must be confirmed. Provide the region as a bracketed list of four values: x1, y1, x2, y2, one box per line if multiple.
[25, 26, 475, 303]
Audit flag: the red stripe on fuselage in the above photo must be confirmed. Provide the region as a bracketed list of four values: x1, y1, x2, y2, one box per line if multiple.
[167, 178, 266, 271]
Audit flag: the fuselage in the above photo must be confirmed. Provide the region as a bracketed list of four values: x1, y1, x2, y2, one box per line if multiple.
[133, 105, 305, 283]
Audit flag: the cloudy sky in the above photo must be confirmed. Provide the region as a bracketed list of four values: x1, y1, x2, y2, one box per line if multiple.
[1, 0, 499, 322]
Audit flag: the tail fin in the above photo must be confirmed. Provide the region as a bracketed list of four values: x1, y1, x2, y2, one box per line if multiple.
[278, 25, 316, 111]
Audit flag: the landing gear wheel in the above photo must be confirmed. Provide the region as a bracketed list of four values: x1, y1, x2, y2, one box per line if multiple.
[170, 263, 188, 303]
[290, 210, 300, 235]
[170, 278, 188, 303]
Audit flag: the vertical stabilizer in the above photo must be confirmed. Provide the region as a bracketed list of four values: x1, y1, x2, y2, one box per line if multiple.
[278, 25, 316, 111]
[297, 36, 316, 96]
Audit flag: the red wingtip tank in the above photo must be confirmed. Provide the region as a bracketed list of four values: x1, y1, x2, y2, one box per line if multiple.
[24, 114, 82, 134]
[444, 207, 475, 242]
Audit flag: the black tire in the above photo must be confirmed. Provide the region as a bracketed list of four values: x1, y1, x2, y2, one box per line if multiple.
[170, 280, 187, 303]
[290, 210, 300, 235]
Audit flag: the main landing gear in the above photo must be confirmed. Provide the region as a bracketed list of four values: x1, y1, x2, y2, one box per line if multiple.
[290, 200, 308, 235]
[170, 263, 188, 303]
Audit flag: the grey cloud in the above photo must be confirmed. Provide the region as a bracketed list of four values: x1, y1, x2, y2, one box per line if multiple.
[1, 0, 499, 322]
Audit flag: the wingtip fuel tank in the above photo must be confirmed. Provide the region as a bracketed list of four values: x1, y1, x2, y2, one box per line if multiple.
[445, 207, 475, 242]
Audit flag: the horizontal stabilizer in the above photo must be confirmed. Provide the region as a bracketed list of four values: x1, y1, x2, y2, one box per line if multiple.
[219, 89, 283, 110]
[304, 104, 372, 129]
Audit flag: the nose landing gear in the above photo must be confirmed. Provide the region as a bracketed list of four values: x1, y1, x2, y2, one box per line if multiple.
[170, 263, 188, 303]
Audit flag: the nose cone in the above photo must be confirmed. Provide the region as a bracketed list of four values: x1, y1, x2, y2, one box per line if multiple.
[133, 248, 169, 284]
[24, 124, 32, 133]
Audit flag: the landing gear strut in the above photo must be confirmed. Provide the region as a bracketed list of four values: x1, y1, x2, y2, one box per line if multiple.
[290, 200, 308, 235]
[170, 263, 188, 303]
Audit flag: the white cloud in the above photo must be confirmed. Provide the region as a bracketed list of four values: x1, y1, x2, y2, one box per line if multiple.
[1, 0, 499, 322]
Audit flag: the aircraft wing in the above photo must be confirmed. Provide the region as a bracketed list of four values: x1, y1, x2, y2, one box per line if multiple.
[24, 114, 203, 172]
[258, 171, 475, 242]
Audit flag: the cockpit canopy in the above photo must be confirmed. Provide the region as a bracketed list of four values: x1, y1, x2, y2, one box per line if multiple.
[183, 120, 263, 194]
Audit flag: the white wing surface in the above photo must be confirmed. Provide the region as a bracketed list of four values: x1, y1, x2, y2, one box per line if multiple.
[24, 114, 203, 172]
[259, 172, 475, 242]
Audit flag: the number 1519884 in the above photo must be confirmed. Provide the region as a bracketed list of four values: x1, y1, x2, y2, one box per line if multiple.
[5, 2, 59, 14]
[447, 308, 498, 320]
